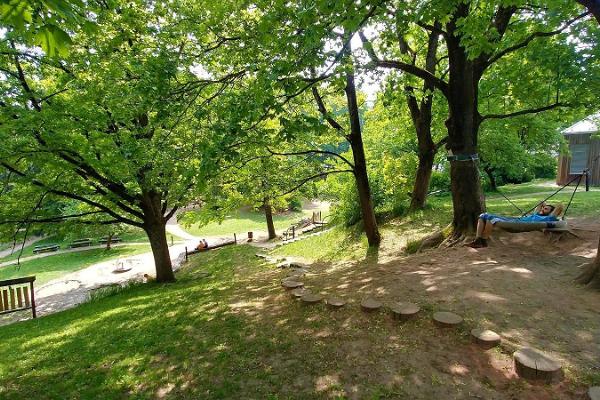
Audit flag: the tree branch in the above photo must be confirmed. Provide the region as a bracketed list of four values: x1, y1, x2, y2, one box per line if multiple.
[480, 102, 569, 121]
[266, 147, 355, 170]
[486, 12, 590, 68]
[358, 31, 449, 97]
[278, 169, 354, 197]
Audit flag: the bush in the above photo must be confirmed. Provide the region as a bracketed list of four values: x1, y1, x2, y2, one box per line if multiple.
[429, 170, 451, 192]
[287, 196, 303, 212]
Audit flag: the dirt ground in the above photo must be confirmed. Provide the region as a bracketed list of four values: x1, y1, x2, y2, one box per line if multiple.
[229, 217, 600, 399]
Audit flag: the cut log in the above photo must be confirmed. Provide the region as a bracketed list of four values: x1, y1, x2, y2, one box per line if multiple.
[287, 273, 305, 281]
[289, 261, 310, 269]
[281, 280, 303, 290]
[291, 288, 310, 298]
[471, 328, 501, 348]
[390, 302, 420, 321]
[513, 347, 563, 383]
[433, 311, 463, 327]
[361, 298, 382, 312]
[325, 297, 346, 309]
[301, 293, 322, 304]
[588, 387, 600, 400]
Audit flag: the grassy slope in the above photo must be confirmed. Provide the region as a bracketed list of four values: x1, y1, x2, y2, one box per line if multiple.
[275, 180, 599, 261]
[183, 209, 311, 237]
[0, 246, 150, 286]
[0, 246, 276, 399]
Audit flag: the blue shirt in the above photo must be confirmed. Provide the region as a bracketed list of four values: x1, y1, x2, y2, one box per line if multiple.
[519, 214, 558, 222]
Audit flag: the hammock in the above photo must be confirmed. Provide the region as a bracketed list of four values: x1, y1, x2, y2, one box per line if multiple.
[493, 170, 588, 233]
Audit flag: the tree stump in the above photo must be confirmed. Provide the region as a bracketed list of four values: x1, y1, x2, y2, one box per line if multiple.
[281, 280, 303, 290]
[470, 328, 501, 348]
[287, 271, 305, 279]
[390, 302, 420, 321]
[433, 311, 463, 327]
[588, 387, 600, 400]
[326, 297, 346, 309]
[301, 293, 322, 305]
[361, 298, 382, 312]
[513, 347, 563, 383]
[291, 288, 310, 298]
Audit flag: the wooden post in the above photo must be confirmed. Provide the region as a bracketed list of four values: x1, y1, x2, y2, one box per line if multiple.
[234, 233, 237, 244]
[586, 170, 590, 192]
[16, 287, 23, 308]
[292, 226, 295, 239]
[30, 281, 36, 318]
[185, 246, 188, 262]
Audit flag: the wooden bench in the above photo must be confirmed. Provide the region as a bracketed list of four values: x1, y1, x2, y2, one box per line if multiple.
[99, 237, 122, 244]
[33, 244, 60, 254]
[69, 238, 93, 248]
[0, 276, 36, 319]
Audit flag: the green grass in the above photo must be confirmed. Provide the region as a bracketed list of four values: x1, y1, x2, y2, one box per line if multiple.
[272, 226, 369, 262]
[0, 245, 150, 286]
[182, 209, 312, 237]
[0, 228, 169, 263]
[0, 246, 279, 399]
[270, 180, 600, 264]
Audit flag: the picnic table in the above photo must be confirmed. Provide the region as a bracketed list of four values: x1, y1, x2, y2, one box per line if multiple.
[69, 238, 93, 248]
[33, 244, 60, 254]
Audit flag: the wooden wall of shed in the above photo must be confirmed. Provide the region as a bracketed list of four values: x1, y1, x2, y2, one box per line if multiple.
[556, 133, 600, 186]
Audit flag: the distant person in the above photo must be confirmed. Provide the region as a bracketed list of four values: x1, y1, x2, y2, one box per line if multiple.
[196, 239, 208, 251]
[467, 202, 563, 248]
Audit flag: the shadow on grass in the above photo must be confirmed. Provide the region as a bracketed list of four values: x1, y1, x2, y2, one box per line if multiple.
[0, 242, 597, 399]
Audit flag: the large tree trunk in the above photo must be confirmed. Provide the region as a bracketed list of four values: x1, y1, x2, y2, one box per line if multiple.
[575, 237, 600, 288]
[345, 52, 381, 247]
[444, 5, 485, 238]
[406, 25, 440, 211]
[410, 149, 435, 210]
[141, 192, 175, 283]
[577, 0, 600, 23]
[264, 198, 276, 240]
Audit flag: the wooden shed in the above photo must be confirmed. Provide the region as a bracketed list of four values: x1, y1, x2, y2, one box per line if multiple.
[557, 113, 600, 186]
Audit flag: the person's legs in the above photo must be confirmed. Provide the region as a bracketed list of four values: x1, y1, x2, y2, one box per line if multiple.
[468, 214, 491, 248]
[481, 220, 494, 239]
[476, 217, 486, 238]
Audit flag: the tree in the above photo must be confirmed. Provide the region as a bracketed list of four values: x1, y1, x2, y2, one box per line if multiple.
[360, 0, 592, 239]
[360, 25, 447, 210]
[572, 1, 600, 286]
[0, 1, 245, 282]
[207, 0, 383, 245]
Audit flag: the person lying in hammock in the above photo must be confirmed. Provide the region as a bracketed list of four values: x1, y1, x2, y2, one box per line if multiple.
[467, 202, 563, 248]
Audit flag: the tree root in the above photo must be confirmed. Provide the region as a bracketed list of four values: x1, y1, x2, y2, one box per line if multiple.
[574, 260, 600, 288]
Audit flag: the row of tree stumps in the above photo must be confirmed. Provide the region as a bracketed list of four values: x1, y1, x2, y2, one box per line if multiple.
[279, 272, 575, 390]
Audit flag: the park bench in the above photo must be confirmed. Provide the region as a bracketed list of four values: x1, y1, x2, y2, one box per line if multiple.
[99, 236, 122, 244]
[69, 238, 93, 248]
[33, 244, 60, 254]
[0, 276, 36, 319]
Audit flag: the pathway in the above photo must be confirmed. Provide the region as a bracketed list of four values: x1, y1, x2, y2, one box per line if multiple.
[0, 236, 42, 259]
[0, 242, 151, 269]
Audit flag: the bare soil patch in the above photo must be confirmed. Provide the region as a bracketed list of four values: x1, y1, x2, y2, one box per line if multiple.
[228, 217, 600, 399]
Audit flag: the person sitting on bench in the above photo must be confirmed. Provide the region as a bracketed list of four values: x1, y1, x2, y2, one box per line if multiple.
[196, 239, 208, 251]
[468, 202, 563, 248]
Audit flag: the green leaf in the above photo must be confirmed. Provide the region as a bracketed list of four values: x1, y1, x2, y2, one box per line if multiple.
[34, 24, 73, 57]
[0, 0, 33, 30]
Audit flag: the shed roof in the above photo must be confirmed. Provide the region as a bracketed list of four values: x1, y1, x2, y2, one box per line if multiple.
[564, 112, 599, 135]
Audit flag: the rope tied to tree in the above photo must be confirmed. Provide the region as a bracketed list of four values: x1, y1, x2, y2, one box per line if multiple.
[446, 153, 479, 162]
